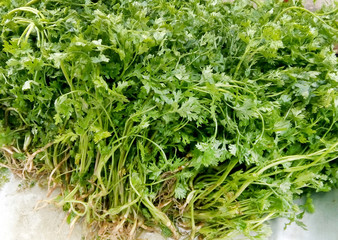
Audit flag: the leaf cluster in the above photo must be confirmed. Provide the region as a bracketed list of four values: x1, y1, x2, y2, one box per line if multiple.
[0, 0, 337, 239]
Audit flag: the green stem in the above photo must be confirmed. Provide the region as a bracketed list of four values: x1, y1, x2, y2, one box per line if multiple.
[233, 44, 251, 79]
[274, 6, 338, 32]
[129, 175, 179, 239]
[227, 175, 258, 203]
[60, 61, 75, 92]
[25, 0, 41, 6]
[190, 198, 196, 240]
[5, 107, 29, 126]
[195, 159, 238, 204]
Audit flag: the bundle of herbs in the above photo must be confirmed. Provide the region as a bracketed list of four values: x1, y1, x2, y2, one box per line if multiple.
[0, 0, 338, 239]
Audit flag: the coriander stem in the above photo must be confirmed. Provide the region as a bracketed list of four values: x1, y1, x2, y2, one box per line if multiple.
[274, 6, 338, 32]
[25, 0, 41, 6]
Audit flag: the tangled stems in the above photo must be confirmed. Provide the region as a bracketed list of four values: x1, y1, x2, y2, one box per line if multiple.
[1, 0, 337, 239]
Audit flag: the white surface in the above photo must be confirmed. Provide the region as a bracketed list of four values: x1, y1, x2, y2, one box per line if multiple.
[0, 176, 83, 240]
[303, 0, 335, 11]
[269, 189, 338, 240]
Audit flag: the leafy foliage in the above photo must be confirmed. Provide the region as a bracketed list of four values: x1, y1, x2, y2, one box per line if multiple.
[0, 0, 337, 239]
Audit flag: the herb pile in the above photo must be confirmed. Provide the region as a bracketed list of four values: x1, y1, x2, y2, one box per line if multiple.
[1, 0, 337, 239]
